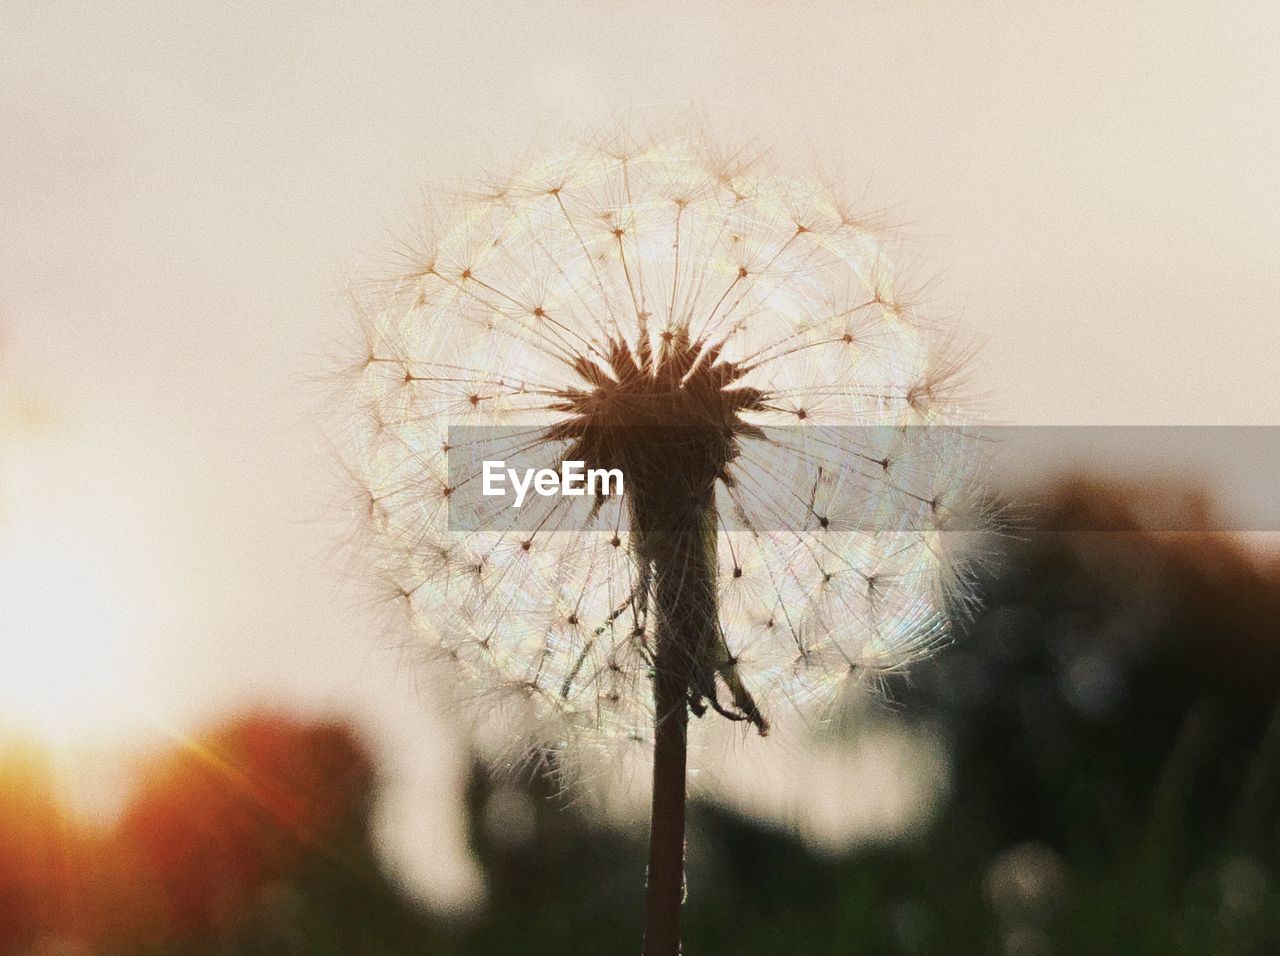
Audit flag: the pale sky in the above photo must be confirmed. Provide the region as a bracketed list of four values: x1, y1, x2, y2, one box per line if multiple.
[2, 0, 1277, 909]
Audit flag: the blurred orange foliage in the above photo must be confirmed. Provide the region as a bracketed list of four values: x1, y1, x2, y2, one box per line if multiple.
[0, 714, 374, 954]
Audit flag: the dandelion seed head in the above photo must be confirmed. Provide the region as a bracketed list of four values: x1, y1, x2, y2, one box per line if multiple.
[344, 131, 981, 771]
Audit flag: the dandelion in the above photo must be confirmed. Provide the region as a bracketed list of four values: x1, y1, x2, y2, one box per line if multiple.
[342, 130, 980, 954]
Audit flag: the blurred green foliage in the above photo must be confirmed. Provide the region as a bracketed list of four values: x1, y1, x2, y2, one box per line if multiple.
[3, 478, 1279, 954]
[456, 481, 1280, 955]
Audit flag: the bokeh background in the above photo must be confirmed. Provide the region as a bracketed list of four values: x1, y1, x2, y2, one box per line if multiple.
[2, 2, 1278, 953]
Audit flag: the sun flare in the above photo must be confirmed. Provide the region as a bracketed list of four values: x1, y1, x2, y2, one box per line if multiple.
[0, 482, 153, 746]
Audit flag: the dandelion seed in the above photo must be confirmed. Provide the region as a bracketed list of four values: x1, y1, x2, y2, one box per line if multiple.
[341, 129, 983, 955]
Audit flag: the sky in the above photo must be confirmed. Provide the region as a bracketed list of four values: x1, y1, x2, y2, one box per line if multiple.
[2, 0, 1277, 910]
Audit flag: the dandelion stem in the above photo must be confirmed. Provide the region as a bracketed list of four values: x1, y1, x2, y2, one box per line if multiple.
[644, 643, 688, 956]
[641, 497, 718, 956]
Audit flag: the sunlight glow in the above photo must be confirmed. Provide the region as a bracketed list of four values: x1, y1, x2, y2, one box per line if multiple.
[0, 486, 154, 746]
